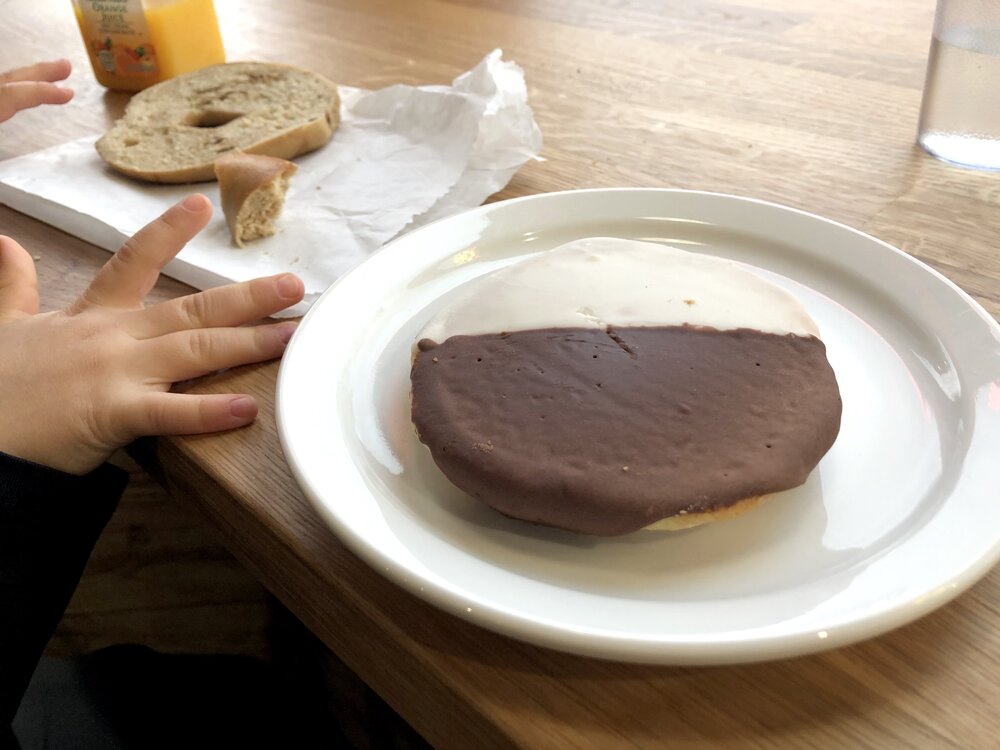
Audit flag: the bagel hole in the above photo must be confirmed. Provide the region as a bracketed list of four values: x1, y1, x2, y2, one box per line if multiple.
[185, 109, 243, 128]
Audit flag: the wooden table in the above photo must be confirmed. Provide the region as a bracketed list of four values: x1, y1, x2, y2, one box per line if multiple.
[5, 1, 1000, 747]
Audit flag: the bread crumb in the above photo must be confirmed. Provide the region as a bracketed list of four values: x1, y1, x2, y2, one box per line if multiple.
[431, 356, 439, 363]
[473, 440, 494, 453]
[621, 465, 629, 472]
[32, 255, 41, 261]
[683, 299, 696, 305]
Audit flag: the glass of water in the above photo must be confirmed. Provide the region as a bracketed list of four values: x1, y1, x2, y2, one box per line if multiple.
[918, 0, 1000, 170]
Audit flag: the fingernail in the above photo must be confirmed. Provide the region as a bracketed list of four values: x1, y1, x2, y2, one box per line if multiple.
[181, 194, 206, 211]
[276, 273, 301, 300]
[277, 322, 297, 345]
[229, 396, 257, 419]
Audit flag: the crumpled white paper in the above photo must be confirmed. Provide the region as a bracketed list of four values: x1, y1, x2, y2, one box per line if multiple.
[0, 50, 542, 314]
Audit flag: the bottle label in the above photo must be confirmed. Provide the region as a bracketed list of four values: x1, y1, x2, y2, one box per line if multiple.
[78, 0, 159, 77]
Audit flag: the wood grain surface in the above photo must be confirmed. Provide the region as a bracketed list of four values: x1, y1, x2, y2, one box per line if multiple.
[4, 1, 1000, 748]
[45, 453, 274, 659]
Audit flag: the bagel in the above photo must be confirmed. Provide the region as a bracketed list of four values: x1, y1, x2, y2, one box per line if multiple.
[96, 61, 339, 183]
[214, 151, 297, 247]
[409, 237, 843, 536]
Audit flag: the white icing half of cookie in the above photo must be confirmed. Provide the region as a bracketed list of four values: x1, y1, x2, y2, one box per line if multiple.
[419, 237, 819, 342]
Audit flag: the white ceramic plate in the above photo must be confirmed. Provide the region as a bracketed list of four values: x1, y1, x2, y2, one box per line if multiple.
[277, 189, 1000, 665]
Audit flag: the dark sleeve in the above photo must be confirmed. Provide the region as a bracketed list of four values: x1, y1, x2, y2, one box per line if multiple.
[0, 451, 127, 728]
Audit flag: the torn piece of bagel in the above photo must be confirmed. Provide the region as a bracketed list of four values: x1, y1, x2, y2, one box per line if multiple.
[214, 151, 297, 247]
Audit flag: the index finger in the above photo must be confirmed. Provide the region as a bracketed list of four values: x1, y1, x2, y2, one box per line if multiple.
[76, 194, 212, 311]
[0, 59, 72, 85]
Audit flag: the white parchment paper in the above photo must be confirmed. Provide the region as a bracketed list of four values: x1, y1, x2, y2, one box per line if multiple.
[0, 50, 542, 313]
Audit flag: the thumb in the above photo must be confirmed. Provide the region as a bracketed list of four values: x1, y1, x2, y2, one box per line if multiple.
[0, 236, 39, 321]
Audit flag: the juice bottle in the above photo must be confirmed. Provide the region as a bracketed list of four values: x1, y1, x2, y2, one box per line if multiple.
[72, 0, 226, 91]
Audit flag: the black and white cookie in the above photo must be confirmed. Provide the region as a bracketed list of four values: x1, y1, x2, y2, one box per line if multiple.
[410, 237, 842, 536]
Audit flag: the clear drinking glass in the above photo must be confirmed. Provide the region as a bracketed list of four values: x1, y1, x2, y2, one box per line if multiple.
[918, 0, 1000, 170]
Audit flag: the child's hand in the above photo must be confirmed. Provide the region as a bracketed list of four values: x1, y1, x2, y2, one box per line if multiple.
[0, 59, 74, 123]
[0, 194, 304, 475]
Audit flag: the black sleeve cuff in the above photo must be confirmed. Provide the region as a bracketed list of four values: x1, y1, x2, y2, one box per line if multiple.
[0, 451, 129, 726]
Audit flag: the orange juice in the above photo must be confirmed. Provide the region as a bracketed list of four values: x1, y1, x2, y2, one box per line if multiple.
[72, 0, 225, 91]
